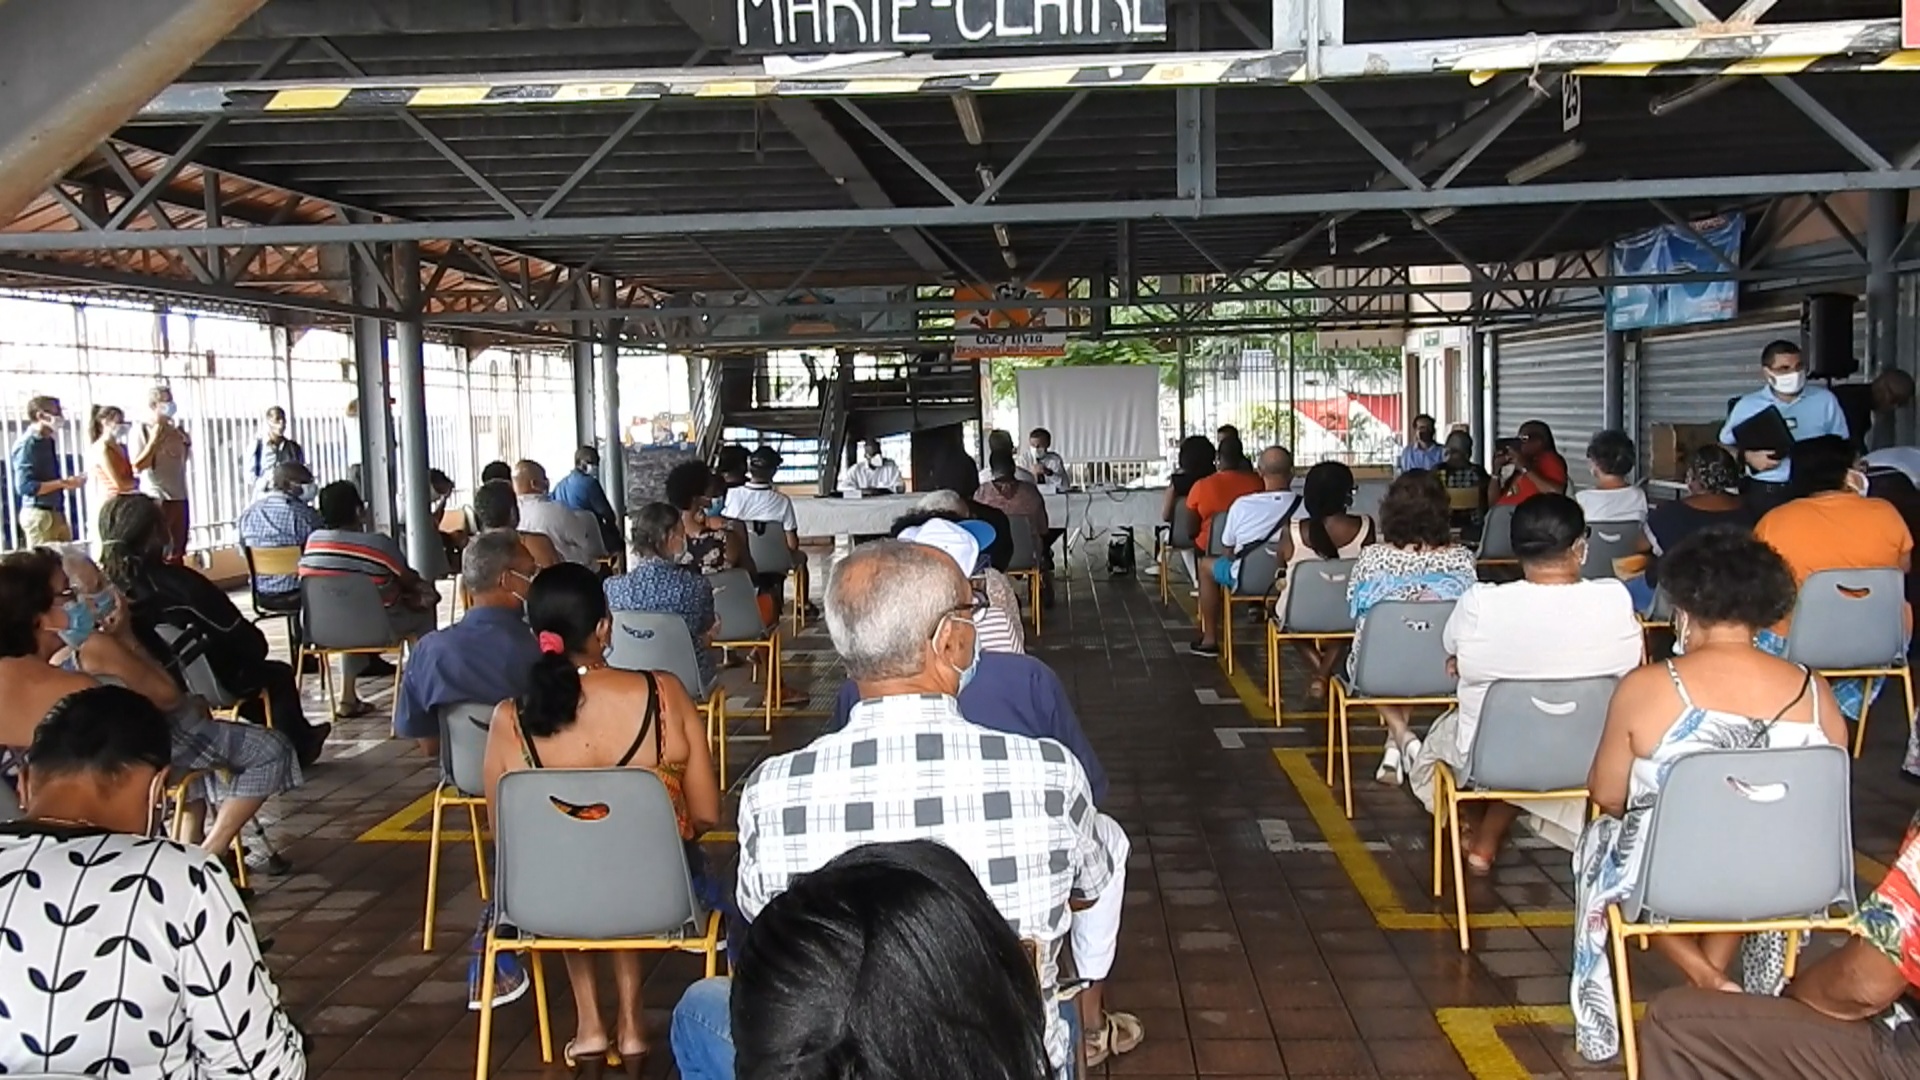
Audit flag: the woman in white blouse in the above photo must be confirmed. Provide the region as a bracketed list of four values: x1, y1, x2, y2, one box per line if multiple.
[0, 684, 305, 1080]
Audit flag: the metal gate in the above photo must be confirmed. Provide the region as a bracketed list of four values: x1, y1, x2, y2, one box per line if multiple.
[1492, 321, 1607, 462]
[1636, 307, 1868, 453]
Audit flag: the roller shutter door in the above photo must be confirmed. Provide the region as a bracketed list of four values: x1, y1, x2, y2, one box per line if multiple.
[1637, 308, 1868, 444]
[1493, 322, 1607, 459]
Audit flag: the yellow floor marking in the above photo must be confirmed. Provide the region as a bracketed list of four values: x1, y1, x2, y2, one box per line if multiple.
[356, 789, 737, 844]
[1438, 1005, 1640, 1080]
[1272, 748, 1573, 931]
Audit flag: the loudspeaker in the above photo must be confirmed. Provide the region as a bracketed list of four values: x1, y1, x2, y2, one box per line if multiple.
[1802, 293, 1858, 379]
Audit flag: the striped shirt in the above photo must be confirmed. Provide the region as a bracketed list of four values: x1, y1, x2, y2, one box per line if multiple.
[299, 527, 409, 606]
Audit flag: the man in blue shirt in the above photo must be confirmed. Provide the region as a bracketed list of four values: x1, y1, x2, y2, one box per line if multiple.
[10, 395, 83, 545]
[1721, 339, 1849, 513]
[553, 444, 621, 556]
[392, 529, 539, 758]
[236, 463, 323, 604]
[1397, 414, 1445, 474]
[828, 649, 1107, 802]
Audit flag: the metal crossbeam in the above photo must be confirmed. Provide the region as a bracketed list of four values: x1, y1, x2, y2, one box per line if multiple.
[835, 99, 968, 208]
[533, 100, 660, 220]
[976, 91, 1089, 206]
[1300, 85, 1426, 192]
[1763, 76, 1892, 171]
[1650, 199, 1740, 269]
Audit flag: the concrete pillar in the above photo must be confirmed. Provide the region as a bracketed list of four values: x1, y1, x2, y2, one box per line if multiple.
[572, 278, 598, 450]
[392, 242, 437, 574]
[1473, 327, 1495, 469]
[598, 276, 627, 524]
[348, 241, 397, 533]
[1867, 188, 1908, 451]
[1602, 328, 1627, 433]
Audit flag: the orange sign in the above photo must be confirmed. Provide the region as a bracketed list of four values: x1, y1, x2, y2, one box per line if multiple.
[954, 282, 1069, 359]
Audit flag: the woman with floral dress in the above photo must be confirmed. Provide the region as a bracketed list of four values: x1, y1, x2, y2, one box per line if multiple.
[1569, 527, 1847, 1064]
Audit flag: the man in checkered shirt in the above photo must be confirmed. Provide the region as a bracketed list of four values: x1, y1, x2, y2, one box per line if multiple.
[669, 540, 1139, 1079]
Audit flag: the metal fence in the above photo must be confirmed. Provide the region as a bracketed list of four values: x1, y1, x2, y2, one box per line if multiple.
[0, 292, 586, 553]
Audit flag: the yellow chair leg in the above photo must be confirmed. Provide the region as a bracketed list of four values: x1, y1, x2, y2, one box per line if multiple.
[475, 936, 501, 1080]
[1223, 601, 1235, 675]
[1450, 792, 1471, 953]
[1854, 676, 1880, 758]
[1431, 774, 1447, 899]
[1784, 929, 1804, 978]
[467, 802, 489, 902]
[230, 834, 249, 890]
[1267, 624, 1280, 714]
[532, 952, 553, 1063]
[1032, 572, 1043, 638]
[423, 790, 445, 951]
[1325, 685, 1340, 787]
[1608, 907, 1641, 1080]
[1158, 550, 1171, 605]
[1339, 693, 1355, 819]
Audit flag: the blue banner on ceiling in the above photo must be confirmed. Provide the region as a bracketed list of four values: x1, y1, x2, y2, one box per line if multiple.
[1606, 212, 1744, 331]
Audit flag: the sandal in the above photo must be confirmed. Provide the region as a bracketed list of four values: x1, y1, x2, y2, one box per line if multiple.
[563, 1039, 611, 1080]
[1465, 852, 1494, 877]
[1083, 1010, 1145, 1069]
[1373, 742, 1402, 786]
[616, 1042, 649, 1080]
[332, 699, 374, 720]
[1306, 676, 1329, 703]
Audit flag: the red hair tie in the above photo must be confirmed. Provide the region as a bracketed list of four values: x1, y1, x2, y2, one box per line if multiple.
[536, 631, 566, 655]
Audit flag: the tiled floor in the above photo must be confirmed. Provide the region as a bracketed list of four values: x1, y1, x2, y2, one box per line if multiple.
[234, 548, 1917, 1080]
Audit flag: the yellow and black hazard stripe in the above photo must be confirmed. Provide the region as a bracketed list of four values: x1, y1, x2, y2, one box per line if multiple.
[135, 18, 1918, 118]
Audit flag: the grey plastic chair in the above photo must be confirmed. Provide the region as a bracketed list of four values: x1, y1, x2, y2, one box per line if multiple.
[1003, 514, 1044, 635]
[743, 520, 806, 633]
[301, 574, 413, 719]
[1220, 537, 1284, 677]
[1608, 744, 1856, 1078]
[151, 621, 249, 716]
[423, 702, 493, 949]
[475, 768, 721, 1080]
[1433, 675, 1619, 951]
[1783, 567, 1912, 758]
[1477, 504, 1517, 561]
[710, 567, 782, 730]
[1267, 558, 1357, 719]
[1581, 520, 1643, 580]
[1157, 502, 1202, 604]
[606, 610, 731, 787]
[1329, 599, 1460, 816]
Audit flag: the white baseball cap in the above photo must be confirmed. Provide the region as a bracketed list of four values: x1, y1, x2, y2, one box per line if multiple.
[899, 517, 994, 577]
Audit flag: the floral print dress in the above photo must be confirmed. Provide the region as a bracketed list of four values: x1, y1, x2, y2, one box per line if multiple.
[1343, 543, 1477, 680]
[1569, 661, 1832, 1062]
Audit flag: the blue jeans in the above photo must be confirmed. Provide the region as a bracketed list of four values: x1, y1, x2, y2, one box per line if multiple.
[671, 977, 734, 1080]
[1623, 574, 1657, 616]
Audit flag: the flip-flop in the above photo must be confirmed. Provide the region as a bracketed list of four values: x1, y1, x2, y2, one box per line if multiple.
[332, 700, 374, 720]
[1083, 1010, 1145, 1068]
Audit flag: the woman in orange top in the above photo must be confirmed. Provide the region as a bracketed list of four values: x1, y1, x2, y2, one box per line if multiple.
[483, 562, 720, 1077]
[1184, 434, 1263, 552]
[1493, 420, 1569, 506]
[86, 405, 137, 513]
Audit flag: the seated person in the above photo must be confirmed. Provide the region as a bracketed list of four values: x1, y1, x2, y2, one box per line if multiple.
[979, 429, 1036, 484]
[1569, 527, 1847, 1064]
[0, 685, 306, 1079]
[1638, 805, 1920, 1077]
[392, 530, 540, 759]
[1574, 428, 1649, 525]
[235, 461, 322, 608]
[1439, 431, 1490, 538]
[926, 450, 1013, 571]
[974, 448, 1052, 600]
[513, 460, 606, 567]
[729, 841, 1051, 1080]
[1753, 434, 1914, 723]
[1398, 495, 1643, 865]
[472, 478, 562, 569]
[1026, 427, 1067, 490]
[604, 502, 719, 692]
[483, 562, 721, 1071]
[1162, 435, 1218, 585]
[1184, 434, 1263, 558]
[1626, 445, 1752, 614]
[1493, 420, 1570, 506]
[1348, 471, 1479, 784]
[554, 445, 622, 555]
[0, 548, 300, 867]
[299, 482, 442, 718]
[666, 461, 750, 576]
[839, 438, 903, 496]
[1273, 461, 1376, 700]
[672, 541, 1139, 1080]
[1193, 445, 1303, 658]
[97, 495, 328, 766]
[894, 506, 1024, 654]
[723, 447, 810, 617]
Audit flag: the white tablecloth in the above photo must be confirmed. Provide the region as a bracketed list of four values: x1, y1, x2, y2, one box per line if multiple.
[791, 479, 1388, 538]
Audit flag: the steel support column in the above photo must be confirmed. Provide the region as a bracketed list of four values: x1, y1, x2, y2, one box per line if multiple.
[348, 241, 398, 533]
[392, 241, 437, 575]
[1867, 187, 1908, 449]
[1602, 328, 1628, 432]
[0, 0, 268, 221]
[1476, 329, 1497, 469]
[598, 276, 627, 526]
[572, 279, 599, 451]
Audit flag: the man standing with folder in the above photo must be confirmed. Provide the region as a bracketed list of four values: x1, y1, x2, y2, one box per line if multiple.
[1721, 339, 1849, 514]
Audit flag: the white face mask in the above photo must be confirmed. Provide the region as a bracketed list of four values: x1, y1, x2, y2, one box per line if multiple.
[1847, 470, 1870, 497]
[1767, 369, 1806, 397]
[868, 454, 884, 467]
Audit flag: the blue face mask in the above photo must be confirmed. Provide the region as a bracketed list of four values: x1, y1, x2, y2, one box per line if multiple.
[295, 482, 319, 504]
[156, 401, 177, 420]
[942, 612, 981, 694]
[57, 597, 96, 650]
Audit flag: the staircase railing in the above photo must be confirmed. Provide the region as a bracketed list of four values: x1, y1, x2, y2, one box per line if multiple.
[815, 371, 848, 496]
[691, 357, 726, 461]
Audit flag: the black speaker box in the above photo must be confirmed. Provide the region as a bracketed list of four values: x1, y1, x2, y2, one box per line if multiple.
[1802, 293, 1858, 379]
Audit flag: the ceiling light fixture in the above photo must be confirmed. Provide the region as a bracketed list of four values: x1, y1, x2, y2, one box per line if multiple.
[1353, 233, 1391, 255]
[1648, 76, 1736, 118]
[1001, 248, 1018, 269]
[993, 224, 1012, 248]
[1417, 207, 1458, 227]
[953, 92, 985, 146]
[1506, 140, 1586, 186]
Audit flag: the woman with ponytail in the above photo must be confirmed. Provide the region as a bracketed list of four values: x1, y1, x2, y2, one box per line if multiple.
[482, 561, 721, 1078]
[85, 404, 136, 521]
[1272, 461, 1376, 702]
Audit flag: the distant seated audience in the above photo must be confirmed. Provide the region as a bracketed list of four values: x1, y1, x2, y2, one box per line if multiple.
[236, 461, 322, 606]
[666, 460, 748, 576]
[1192, 445, 1301, 658]
[1439, 431, 1491, 537]
[1185, 433, 1262, 556]
[1493, 420, 1569, 505]
[391, 530, 539, 758]
[1348, 470, 1478, 785]
[1161, 434, 1218, 584]
[1569, 527, 1846, 1063]
[484, 561, 721, 1068]
[514, 459, 606, 567]
[1273, 461, 1376, 700]
[605, 502, 719, 692]
[894, 508, 1024, 654]
[975, 448, 1050, 578]
[925, 450, 1014, 572]
[299, 481, 440, 717]
[1575, 428, 1649, 525]
[724, 447, 809, 617]
[0, 686, 306, 1080]
[980, 429, 1036, 484]
[554, 444, 622, 554]
[1395, 495, 1642, 863]
[731, 841, 1052, 1080]
[472, 478, 562, 568]
[1627, 445, 1750, 613]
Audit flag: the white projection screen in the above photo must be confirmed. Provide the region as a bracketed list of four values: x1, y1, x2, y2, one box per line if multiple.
[1014, 365, 1162, 463]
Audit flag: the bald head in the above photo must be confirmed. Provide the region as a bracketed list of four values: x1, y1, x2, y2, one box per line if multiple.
[512, 460, 548, 495]
[825, 540, 971, 685]
[1256, 446, 1295, 490]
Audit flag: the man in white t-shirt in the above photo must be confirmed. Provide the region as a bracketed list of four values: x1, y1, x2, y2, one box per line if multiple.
[723, 446, 810, 616]
[1400, 494, 1642, 864]
[839, 439, 903, 496]
[1192, 446, 1306, 657]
